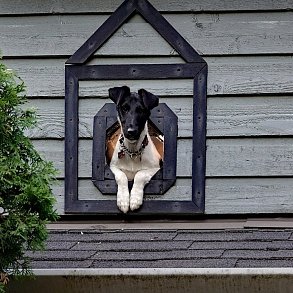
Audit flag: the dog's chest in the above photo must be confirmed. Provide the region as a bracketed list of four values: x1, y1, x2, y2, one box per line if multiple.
[118, 156, 142, 180]
[110, 138, 160, 181]
[114, 150, 156, 180]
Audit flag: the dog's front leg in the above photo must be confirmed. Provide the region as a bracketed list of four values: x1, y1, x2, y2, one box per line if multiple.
[130, 168, 159, 211]
[110, 166, 130, 213]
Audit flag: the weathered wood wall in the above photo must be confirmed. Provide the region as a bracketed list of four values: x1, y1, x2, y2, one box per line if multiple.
[2, 0, 293, 215]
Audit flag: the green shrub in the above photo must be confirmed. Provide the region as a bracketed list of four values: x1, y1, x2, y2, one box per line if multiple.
[0, 61, 58, 292]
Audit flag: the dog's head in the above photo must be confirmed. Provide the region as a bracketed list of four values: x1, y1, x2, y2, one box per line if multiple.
[109, 86, 159, 141]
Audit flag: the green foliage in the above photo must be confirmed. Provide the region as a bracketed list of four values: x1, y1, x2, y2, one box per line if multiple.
[0, 62, 58, 291]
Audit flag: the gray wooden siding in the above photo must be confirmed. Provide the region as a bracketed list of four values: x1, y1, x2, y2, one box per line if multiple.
[2, 0, 293, 214]
[1, 13, 293, 56]
[1, 0, 292, 14]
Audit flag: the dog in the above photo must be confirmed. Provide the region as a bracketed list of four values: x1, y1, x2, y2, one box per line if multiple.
[108, 86, 161, 213]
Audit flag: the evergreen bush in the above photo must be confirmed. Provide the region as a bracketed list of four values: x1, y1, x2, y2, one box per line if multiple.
[0, 61, 58, 292]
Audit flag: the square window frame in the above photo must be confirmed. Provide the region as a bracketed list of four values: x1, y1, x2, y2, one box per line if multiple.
[65, 63, 207, 215]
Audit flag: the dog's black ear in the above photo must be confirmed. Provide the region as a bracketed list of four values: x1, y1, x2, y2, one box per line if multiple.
[109, 86, 130, 105]
[138, 89, 159, 110]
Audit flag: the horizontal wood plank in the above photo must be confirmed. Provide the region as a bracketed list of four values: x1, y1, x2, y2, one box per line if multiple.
[78, 179, 192, 201]
[207, 96, 293, 137]
[1, 13, 293, 57]
[25, 96, 293, 139]
[34, 138, 293, 178]
[4, 56, 293, 96]
[205, 178, 293, 214]
[1, 0, 292, 15]
[52, 178, 293, 214]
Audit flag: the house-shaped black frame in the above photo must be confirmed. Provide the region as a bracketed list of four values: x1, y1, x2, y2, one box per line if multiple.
[65, 0, 207, 215]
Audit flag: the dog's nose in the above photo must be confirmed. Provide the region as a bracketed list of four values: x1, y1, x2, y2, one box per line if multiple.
[127, 128, 137, 137]
[127, 128, 140, 140]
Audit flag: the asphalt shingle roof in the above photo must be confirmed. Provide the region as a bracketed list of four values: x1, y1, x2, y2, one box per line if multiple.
[27, 228, 293, 269]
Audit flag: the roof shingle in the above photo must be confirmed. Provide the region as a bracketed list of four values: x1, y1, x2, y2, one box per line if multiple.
[27, 228, 293, 269]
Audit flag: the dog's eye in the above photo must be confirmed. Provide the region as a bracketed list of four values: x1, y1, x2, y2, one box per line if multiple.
[121, 105, 129, 113]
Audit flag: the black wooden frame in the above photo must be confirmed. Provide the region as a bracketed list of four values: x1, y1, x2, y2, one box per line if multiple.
[65, 0, 207, 215]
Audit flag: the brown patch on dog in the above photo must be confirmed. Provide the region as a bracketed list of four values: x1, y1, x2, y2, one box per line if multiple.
[106, 124, 163, 165]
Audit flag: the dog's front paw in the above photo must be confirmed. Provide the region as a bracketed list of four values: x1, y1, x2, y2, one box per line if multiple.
[130, 188, 143, 211]
[117, 190, 130, 213]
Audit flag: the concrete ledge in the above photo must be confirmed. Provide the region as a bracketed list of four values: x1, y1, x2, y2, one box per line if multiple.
[8, 268, 293, 293]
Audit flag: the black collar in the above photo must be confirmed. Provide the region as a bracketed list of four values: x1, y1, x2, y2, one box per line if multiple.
[118, 134, 148, 159]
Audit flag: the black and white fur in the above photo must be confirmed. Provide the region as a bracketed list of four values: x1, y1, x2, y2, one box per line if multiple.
[109, 86, 161, 213]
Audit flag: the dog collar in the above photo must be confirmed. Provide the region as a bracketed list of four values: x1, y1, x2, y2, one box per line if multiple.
[118, 134, 148, 159]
